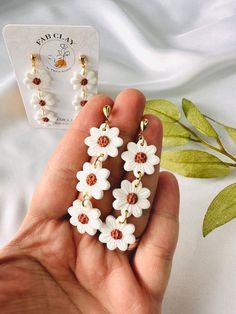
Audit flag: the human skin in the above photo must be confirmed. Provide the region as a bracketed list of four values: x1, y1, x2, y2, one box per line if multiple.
[0, 89, 179, 314]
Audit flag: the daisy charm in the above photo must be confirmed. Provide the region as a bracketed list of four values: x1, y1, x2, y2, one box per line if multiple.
[113, 180, 151, 218]
[99, 216, 136, 251]
[121, 140, 160, 177]
[23, 68, 51, 90]
[84, 123, 123, 161]
[31, 92, 55, 111]
[35, 110, 57, 126]
[68, 200, 102, 236]
[76, 161, 110, 200]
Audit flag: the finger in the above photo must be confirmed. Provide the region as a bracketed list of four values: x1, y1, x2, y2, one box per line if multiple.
[90, 89, 146, 219]
[28, 95, 114, 220]
[112, 114, 162, 237]
[133, 171, 179, 299]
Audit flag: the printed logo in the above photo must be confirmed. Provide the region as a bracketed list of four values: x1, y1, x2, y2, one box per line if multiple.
[36, 34, 76, 72]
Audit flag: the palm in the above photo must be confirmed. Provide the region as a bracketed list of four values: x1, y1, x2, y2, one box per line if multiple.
[1, 90, 179, 314]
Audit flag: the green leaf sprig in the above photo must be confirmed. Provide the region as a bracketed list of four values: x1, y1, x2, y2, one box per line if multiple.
[145, 98, 236, 236]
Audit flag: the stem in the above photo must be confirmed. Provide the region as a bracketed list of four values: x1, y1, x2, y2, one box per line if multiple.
[178, 121, 236, 163]
[224, 162, 236, 167]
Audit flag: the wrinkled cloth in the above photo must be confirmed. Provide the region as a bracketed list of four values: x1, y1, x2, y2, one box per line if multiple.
[0, 1, 236, 313]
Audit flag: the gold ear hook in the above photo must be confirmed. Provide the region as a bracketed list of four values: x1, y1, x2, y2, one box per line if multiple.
[102, 105, 111, 131]
[138, 118, 149, 146]
[79, 55, 87, 75]
[31, 53, 38, 74]
[103, 105, 111, 120]
[140, 118, 149, 132]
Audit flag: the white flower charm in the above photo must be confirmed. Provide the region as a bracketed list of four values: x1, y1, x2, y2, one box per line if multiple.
[72, 93, 89, 111]
[23, 69, 51, 90]
[70, 70, 97, 94]
[76, 162, 110, 199]
[84, 123, 123, 161]
[121, 140, 160, 176]
[31, 92, 55, 111]
[99, 216, 136, 251]
[113, 180, 151, 218]
[35, 110, 57, 126]
[68, 200, 102, 235]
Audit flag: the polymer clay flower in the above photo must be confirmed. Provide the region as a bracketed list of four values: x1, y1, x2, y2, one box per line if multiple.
[70, 70, 97, 94]
[72, 93, 88, 111]
[35, 110, 57, 126]
[99, 215, 135, 251]
[31, 92, 55, 111]
[121, 140, 160, 176]
[113, 180, 151, 218]
[84, 123, 123, 161]
[76, 162, 110, 199]
[23, 69, 51, 90]
[68, 200, 102, 235]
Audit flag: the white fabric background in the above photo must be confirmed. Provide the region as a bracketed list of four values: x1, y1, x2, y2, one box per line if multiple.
[0, 0, 236, 313]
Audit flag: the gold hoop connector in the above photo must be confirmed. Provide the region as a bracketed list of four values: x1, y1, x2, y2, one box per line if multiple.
[93, 153, 105, 168]
[118, 210, 129, 224]
[135, 171, 143, 187]
[82, 192, 90, 207]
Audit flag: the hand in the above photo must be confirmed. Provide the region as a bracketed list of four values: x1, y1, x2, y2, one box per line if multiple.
[0, 89, 179, 314]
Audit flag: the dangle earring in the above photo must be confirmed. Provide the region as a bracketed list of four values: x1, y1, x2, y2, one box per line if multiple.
[99, 118, 160, 251]
[70, 55, 97, 111]
[23, 54, 57, 126]
[67, 104, 123, 236]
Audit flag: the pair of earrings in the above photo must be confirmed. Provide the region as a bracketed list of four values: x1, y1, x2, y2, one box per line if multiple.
[23, 54, 97, 126]
[68, 105, 160, 251]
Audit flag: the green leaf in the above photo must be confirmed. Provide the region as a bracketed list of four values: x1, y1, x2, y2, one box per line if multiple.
[204, 115, 236, 145]
[145, 99, 181, 122]
[203, 183, 236, 237]
[161, 150, 230, 178]
[182, 98, 218, 138]
[162, 122, 191, 147]
[224, 126, 236, 144]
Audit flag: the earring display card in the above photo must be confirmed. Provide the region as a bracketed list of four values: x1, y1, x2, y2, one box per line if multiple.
[3, 24, 99, 129]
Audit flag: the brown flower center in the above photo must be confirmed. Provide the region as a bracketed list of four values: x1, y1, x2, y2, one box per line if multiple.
[39, 100, 46, 106]
[111, 229, 123, 240]
[97, 136, 110, 147]
[135, 152, 147, 163]
[127, 192, 138, 204]
[80, 78, 88, 86]
[86, 173, 97, 186]
[32, 77, 41, 85]
[80, 100, 87, 107]
[78, 213, 89, 224]
[42, 117, 49, 122]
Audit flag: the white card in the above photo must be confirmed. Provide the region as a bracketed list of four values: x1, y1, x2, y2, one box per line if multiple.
[3, 24, 99, 129]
